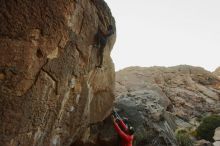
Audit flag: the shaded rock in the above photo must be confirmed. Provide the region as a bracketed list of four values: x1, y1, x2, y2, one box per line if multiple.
[113, 94, 177, 146]
[0, 0, 116, 146]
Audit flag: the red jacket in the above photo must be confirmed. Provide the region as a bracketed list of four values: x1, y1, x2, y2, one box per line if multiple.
[113, 119, 134, 146]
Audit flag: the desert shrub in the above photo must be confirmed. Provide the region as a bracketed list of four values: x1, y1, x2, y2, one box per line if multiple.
[196, 115, 220, 142]
[189, 128, 197, 137]
[175, 128, 193, 146]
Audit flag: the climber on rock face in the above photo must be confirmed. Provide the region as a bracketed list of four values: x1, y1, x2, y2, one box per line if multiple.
[112, 115, 134, 146]
[94, 25, 114, 68]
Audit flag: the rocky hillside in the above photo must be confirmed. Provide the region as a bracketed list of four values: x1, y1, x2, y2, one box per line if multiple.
[115, 66, 220, 145]
[116, 66, 220, 119]
[0, 0, 116, 146]
[78, 65, 220, 146]
[214, 67, 220, 77]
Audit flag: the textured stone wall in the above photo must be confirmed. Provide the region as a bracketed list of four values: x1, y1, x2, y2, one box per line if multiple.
[0, 0, 116, 145]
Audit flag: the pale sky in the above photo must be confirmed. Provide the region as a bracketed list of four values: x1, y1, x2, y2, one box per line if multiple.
[105, 0, 220, 71]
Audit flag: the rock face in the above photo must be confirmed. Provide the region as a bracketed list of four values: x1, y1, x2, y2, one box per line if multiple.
[0, 0, 116, 146]
[114, 66, 220, 145]
[116, 66, 220, 145]
[116, 66, 220, 119]
[214, 67, 220, 78]
[78, 65, 220, 146]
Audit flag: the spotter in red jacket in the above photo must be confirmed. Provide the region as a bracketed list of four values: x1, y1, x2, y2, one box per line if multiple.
[113, 119, 134, 146]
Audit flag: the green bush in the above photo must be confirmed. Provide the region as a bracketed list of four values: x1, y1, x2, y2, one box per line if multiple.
[175, 128, 193, 146]
[196, 115, 220, 142]
[189, 128, 197, 137]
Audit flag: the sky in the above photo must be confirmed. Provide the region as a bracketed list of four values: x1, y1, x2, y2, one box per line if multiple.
[105, 0, 220, 71]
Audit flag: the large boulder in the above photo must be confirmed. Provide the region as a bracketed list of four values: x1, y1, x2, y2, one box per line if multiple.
[114, 66, 220, 145]
[116, 66, 220, 120]
[0, 0, 116, 146]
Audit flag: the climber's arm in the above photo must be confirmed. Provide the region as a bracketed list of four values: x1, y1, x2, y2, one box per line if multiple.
[118, 119, 128, 131]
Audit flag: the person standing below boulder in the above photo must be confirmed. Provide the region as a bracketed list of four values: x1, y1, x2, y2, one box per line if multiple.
[94, 25, 114, 68]
[112, 115, 134, 146]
